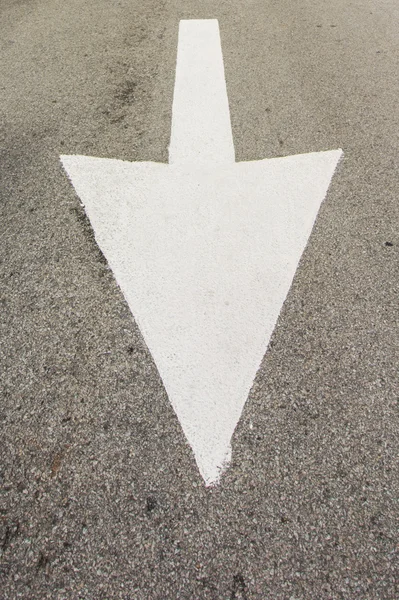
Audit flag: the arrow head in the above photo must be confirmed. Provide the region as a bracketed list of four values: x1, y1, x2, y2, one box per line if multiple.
[61, 149, 342, 485]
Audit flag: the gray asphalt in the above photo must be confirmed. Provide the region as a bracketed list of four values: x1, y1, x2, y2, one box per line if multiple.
[1, 0, 399, 598]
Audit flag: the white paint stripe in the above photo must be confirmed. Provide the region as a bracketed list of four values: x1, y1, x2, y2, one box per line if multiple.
[169, 20, 235, 166]
[61, 19, 343, 486]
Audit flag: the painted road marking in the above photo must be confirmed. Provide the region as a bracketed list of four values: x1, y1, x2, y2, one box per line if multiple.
[169, 20, 235, 165]
[61, 19, 342, 486]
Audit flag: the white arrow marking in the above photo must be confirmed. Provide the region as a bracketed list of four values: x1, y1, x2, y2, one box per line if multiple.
[61, 19, 342, 486]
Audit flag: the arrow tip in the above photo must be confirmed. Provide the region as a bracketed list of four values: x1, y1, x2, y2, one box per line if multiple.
[194, 442, 232, 487]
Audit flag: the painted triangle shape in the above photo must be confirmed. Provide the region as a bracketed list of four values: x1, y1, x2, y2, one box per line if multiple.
[61, 150, 342, 484]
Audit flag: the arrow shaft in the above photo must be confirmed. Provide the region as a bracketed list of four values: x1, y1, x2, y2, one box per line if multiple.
[169, 20, 235, 166]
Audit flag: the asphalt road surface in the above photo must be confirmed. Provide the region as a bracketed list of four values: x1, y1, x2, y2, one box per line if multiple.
[1, 0, 399, 598]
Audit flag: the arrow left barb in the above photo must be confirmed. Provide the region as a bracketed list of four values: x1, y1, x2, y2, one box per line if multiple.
[61, 19, 342, 486]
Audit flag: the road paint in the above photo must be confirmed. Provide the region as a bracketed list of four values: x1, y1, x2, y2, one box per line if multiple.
[169, 20, 235, 165]
[61, 19, 343, 486]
